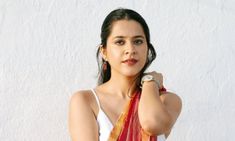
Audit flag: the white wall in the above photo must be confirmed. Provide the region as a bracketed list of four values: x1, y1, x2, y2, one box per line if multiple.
[1, 0, 235, 141]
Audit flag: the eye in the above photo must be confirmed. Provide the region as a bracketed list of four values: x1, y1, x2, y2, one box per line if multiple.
[134, 39, 143, 45]
[115, 40, 125, 45]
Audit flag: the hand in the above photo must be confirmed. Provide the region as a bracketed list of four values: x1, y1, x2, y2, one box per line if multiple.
[144, 71, 164, 89]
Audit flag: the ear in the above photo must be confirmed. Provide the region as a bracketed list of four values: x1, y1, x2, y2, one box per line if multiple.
[99, 45, 107, 61]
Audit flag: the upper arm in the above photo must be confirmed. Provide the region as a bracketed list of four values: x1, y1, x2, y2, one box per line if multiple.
[160, 92, 182, 137]
[68, 91, 99, 141]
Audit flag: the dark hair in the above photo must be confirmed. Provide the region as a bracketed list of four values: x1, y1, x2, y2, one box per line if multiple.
[96, 8, 156, 86]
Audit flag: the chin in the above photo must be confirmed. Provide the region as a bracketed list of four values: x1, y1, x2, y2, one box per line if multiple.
[122, 70, 141, 78]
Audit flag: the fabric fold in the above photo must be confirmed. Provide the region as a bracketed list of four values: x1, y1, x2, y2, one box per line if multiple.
[108, 87, 167, 141]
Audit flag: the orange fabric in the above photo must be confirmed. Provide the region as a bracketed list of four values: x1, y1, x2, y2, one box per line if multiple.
[108, 87, 167, 141]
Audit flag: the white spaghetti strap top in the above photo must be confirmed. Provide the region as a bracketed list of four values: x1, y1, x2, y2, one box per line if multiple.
[90, 89, 166, 141]
[91, 89, 113, 140]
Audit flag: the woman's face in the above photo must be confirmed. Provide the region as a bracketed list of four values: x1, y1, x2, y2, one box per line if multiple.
[102, 20, 148, 78]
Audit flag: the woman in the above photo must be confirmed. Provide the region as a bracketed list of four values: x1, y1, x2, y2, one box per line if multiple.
[69, 8, 182, 141]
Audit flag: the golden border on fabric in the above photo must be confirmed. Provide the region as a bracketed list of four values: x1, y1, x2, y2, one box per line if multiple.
[108, 99, 131, 141]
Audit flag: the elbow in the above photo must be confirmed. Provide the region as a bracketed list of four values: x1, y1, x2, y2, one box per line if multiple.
[141, 115, 173, 136]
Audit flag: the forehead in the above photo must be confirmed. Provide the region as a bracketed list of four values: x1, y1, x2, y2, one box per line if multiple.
[109, 20, 145, 38]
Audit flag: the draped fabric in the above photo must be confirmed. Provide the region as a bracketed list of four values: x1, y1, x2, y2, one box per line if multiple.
[108, 87, 167, 141]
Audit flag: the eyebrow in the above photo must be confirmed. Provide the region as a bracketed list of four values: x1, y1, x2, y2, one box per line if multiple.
[113, 35, 145, 39]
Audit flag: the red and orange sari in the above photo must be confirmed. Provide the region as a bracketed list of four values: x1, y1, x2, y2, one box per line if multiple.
[108, 87, 167, 141]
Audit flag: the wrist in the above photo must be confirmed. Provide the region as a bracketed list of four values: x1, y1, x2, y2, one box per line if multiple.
[141, 74, 161, 89]
[142, 80, 160, 89]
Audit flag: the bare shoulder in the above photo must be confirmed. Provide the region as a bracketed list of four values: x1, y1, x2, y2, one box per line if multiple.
[69, 90, 91, 106]
[69, 90, 99, 141]
[69, 90, 91, 114]
[160, 91, 182, 111]
[160, 91, 182, 138]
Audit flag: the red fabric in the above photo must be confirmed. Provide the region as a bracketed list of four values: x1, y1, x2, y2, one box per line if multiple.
[109, 87, 167, 141]
[118, 90, 156, 141]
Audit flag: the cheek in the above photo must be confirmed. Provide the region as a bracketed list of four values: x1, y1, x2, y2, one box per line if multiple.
[107, 48, 121, 60]
[140, 47, 148, 59]
[143, 49, 149, 64]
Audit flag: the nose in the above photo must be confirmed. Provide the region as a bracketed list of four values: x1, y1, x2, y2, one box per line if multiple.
[124, 42, 136, 55]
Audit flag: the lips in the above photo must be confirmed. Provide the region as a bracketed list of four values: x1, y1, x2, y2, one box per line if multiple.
[122, 58, 138, 65]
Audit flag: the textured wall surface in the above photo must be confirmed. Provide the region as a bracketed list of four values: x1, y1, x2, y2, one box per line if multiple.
[1, 0, 235, 141]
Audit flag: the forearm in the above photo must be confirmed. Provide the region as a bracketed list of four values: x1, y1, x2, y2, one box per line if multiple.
[138, 81, 172, 135]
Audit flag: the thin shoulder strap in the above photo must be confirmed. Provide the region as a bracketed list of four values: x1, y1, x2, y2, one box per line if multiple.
[90, 89, 101, 108]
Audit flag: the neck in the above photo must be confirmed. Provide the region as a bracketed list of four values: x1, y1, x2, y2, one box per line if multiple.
[105, 73, 140, 98]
